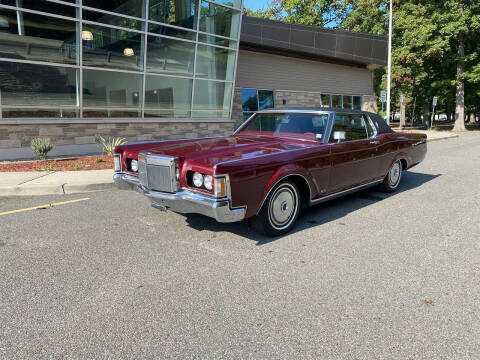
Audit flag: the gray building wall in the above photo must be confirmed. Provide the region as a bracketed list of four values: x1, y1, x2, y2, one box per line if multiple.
[235, 50, 374, 94]
[232, 50, 377, 128]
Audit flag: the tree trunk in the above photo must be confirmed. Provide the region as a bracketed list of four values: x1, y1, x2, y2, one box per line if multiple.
[453, 36, 466, 132]
[422, 104, 429, 127]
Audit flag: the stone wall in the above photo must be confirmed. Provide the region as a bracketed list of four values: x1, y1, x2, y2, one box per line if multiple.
[0, 121, 235, 149]
[275, 91, 322, 108]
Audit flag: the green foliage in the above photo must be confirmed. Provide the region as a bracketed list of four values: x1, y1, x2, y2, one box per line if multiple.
[95, 135, 127, 156]
[95, 157, 104, 164]
[248, 0, 480, 126]
[30, 138, 53, 160]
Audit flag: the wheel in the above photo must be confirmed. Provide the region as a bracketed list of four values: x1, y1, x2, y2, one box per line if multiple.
[379, 160, 403, 193]
[250, 180, 301, 236]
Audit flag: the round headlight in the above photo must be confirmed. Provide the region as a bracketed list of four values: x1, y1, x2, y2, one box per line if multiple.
[204, 175, 213, 191]
[131, 159, 138, 172]
[192, 172, 204, 188]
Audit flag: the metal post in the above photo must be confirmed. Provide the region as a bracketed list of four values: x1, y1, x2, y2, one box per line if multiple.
[386, 0, 393, 125]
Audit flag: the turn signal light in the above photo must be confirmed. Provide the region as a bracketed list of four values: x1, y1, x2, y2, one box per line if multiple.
[214, 177, 227, 198]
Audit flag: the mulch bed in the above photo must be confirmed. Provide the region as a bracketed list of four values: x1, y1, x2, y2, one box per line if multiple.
[0, 155, 114, 172]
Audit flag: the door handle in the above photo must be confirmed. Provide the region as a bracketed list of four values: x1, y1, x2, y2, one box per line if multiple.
[370, 140, 380, 145]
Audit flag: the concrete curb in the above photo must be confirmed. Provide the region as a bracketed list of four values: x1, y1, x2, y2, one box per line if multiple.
[0, 169, 115, 197]
[0, 182, 115, 197]
[426, 134, 459, 142]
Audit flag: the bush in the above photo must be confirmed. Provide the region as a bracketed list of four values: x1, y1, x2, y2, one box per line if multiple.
[95, 135, 127, 156]
[30, 138, 54, 160]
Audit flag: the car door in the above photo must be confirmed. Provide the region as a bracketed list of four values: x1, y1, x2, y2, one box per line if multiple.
[327, 113, 380, 193]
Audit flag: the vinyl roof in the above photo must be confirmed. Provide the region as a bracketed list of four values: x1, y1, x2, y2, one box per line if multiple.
[240, 16, 388, 68]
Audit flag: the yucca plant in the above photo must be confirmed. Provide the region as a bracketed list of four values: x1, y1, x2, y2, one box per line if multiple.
[30, 138, 54, 160]
[95, 135, 127, 156]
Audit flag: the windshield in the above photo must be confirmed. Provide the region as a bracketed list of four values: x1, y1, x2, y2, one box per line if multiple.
[238, 113, 329, 140]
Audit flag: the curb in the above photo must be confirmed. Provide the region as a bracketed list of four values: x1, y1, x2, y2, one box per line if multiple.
[426, 134, 459, 142]
[0, 182, 114, 197]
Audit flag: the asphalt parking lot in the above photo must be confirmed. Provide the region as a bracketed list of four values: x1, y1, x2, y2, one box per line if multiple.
[1, 134, 479, 359]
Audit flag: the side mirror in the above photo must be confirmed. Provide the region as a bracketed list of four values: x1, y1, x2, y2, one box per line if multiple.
[333, 131, 346, 143]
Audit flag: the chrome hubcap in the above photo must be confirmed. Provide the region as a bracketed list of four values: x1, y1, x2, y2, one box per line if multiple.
[269, 186, 297, 229]
[389, 162, 401, 187]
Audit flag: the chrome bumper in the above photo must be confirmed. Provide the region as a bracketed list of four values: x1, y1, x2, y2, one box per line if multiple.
[114, 173, 246, 223]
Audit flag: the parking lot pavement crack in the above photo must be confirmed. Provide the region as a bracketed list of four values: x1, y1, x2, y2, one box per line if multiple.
[61, 184, 66, 195]
[17, 171, 55, 186]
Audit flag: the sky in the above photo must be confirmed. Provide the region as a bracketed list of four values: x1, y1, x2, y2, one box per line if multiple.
[244, 0, 271, 11]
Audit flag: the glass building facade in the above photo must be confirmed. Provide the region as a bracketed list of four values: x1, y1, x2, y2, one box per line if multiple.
[0, 0, 243, 120]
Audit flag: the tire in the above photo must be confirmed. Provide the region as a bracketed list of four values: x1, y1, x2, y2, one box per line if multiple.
[379, 160, 403, 193]
[250, 180, 301, 237]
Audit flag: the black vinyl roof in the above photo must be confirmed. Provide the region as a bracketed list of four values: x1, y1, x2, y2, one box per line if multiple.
[240, 16, 388, 68]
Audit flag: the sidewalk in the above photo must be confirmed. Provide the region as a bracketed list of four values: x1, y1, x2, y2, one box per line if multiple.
[396, 129, 459, 142]
[0, 169, 114, 196]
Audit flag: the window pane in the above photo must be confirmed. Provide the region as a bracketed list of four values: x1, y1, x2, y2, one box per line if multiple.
[0, 9, 78, 65]
[14, 0, 77, 18]
[83, 69, 142, 108]
[321, 94, 331, 107]
[258, 90, 274, 110]
[82, 24, 143, 71]
[332, 95, 342, 108]
[243, 112, 254, 121]
[353, 96, 362, 110]
[146, 36, 195, 76]
[193, 80, 232, 111]
[195, 45, 236, 81]
[144, 75, 192, 110]
[2, 108, 78, 118]
[83, 10, 144, 30]
[0, 62, 77, 106]
[198, 34, 237, 48]
[241, 88, 258, 112]
[83, 0, 146, 18]
[148, 23, 196, 40]
[149, 0, 197, 30]
[342, 95, 352, 109]
[199, 1, 241, 39]
[329, 114, 368, 142]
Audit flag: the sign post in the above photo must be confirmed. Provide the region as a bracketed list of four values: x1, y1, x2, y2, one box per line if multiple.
[431, 96, 438, 129]
[400, 94, 406, 130]
[380, 90, 387, 113]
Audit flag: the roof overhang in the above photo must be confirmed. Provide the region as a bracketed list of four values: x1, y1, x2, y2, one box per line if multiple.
[240, 16, 388, 68]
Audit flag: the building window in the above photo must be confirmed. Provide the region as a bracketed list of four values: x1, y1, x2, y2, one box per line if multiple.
[321, 93, 363, 110]
[241, 89, 275, 121]
[0, 0, 242, 120]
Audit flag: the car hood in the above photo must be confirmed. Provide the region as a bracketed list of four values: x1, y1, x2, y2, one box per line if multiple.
[144, 135, 314, 167]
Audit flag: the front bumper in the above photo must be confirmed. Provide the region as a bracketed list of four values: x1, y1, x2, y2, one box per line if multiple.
[114, 173, 245, 223]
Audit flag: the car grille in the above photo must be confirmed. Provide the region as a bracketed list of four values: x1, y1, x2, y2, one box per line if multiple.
[138, 154, 177, 193]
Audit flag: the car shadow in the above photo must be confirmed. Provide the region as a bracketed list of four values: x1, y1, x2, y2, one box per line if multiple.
[182, 171, 441, 245]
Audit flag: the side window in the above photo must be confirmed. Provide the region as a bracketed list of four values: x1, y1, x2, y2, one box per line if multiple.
[329, 114, 369, 143]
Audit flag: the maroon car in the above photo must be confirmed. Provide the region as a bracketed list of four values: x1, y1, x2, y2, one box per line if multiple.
[114, 108, 427, 236]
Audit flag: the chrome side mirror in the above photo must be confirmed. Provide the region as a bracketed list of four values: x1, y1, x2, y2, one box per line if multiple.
[333, 131, 346, 143]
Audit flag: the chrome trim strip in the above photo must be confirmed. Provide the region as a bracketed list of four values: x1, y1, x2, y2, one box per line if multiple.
[309, 179, 383, 206]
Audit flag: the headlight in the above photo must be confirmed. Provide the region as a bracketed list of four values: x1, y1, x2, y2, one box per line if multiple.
[131, 159, 138, 172]
[204, 175, 213, 191]
[192, 172, 204, 188]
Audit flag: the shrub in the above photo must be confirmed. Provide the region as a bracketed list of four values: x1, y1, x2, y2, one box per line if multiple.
[95, 135, 127, 156]
[30, 138, 53, 160]
[95, 157, 104, 164]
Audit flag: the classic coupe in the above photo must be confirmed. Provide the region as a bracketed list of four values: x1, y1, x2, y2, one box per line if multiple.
[114, 108, 427, 236]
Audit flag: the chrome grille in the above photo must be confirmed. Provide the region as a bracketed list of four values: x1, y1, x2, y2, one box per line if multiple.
[138, 153, 177, 193]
